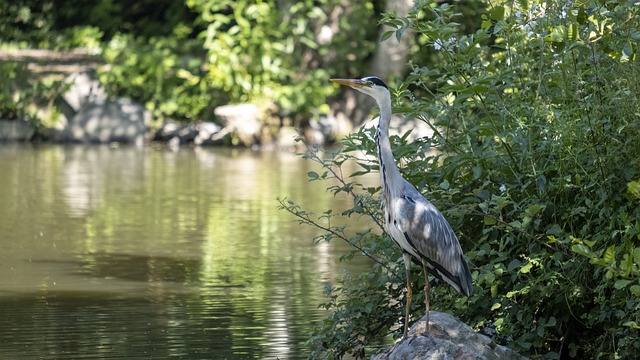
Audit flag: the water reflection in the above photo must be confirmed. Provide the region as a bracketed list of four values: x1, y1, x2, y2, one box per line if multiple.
[0, 144, 374, 359]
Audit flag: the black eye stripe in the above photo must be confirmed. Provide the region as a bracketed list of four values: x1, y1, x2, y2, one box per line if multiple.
[362, 76, 388, 89]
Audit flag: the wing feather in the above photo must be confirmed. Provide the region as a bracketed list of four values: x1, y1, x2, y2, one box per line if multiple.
[390, 180, 473, 296]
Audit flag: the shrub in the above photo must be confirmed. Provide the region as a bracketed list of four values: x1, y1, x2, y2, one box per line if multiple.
[282, 0, 640, 358]
[98, 32, 214, 123]
[98, 0, 384, 123]
[187, 0, 380, 118]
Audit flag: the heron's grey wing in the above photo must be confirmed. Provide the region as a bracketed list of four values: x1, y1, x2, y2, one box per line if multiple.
[392, 181, 473, 296]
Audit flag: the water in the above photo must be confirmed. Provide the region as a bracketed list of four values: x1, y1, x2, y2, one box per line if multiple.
[0, 144, 374, 359]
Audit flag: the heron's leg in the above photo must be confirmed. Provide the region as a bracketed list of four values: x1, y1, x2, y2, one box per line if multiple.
[423, 263, 430, 331]
[402, 253, 412, 337]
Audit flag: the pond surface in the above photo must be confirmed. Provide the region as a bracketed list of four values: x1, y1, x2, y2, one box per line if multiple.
[0, 144, 375, 359]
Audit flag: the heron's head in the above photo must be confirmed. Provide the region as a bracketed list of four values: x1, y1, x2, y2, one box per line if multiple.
[330, 76, 389, 103]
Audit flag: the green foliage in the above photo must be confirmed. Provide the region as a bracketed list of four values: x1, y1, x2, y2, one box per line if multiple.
[92, 0, 385, 123]
[0, 62, 67, 129]
[394, 0, 640, 357]
[0, 0, 190, 48]
[186, 0, 379, 117]
[283, 0, 640, 358]
[0, 0, 386, 125]
[0, 62, 25, 120]
[57, 26, 104, 49]
[98, 32, 214, 123]
[0, 1, 55, 47]
[49, 0, 196, 40]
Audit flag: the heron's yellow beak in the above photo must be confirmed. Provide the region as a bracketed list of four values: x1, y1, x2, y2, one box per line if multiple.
[330, 78, 366, 89]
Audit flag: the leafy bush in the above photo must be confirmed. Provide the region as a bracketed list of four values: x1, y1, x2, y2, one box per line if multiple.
[187, 0, 380, 118]
[97, 0, 385, 123]
[282, 0, 640, 358]
[280, 129, 453, 358]
[0, 62, 25, 120]
[3, 1, 385, 125]
[0, 62, 67, 130]
[0, 1, 55, 47]
[98, 32, 214, 123]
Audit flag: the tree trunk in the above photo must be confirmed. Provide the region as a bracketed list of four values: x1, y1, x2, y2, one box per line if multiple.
[330, 0, 413, 132]
[370, 0, 413, 83]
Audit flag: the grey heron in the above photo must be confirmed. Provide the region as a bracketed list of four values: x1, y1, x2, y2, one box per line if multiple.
[330, 76, 473, 336]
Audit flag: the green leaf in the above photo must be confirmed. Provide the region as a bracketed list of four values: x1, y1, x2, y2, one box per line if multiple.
[384, 19, 404, 28]
[546, 316, 557, 327]
[396, 27, 406, 42]
[307, 171, 319, 180]
[623, 321, 640, 329]
[544, 25, 567, 43]
[602, 245, 617, 265]
[520, 261, 533, 274]
[508, 259, 522, 271]
[526, 204, 543, 216]
[508, 220, 523, 229]
[568, 22, 579, 41]
[614, 279, 631, 290]
[472, 166, 483, 179]
[572, 244, 594, 257]
[460, 84, 489, 94]
[484, 216, 497, 225]
[493, 20, 507, 34]
[489, 6, 505, 21]
[380, 30, 394, 42]
[628, 181, 640, 199]
[633, 247, 640, 264]
[576, 7, 588, 25]
[546, 224, 562, 236]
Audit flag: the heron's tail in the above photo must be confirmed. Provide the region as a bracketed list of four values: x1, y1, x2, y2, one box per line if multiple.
[423, 254, 473, 297]
[458, 257, 473, 296]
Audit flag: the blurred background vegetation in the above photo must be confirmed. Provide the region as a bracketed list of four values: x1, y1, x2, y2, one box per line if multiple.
[0, 0, 483, 131]
[2, 0, 639, 359]
[0, 0, 386, 128]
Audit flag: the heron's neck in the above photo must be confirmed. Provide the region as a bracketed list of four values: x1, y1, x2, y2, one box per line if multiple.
[375, 95, 402, 193]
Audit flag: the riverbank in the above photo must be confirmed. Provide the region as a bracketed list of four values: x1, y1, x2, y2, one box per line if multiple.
[0, 48, 350, 150]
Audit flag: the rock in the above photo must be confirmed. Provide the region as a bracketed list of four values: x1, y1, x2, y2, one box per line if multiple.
[154, 121, 181, 142]
[213, 103, 261, 146]
[306, 115, 341, 144]
[58, 98, 149, 144]
[47, 71, 109, 142]
[167, 136, 180, 150]
[41, 109, 70, 141]
[0, 120, 34, 141]
[194, 122, 221, 145]
[175, 123, 199, 143]
[154, 121, 222, 146]
[155, 121, 197, 143]
[372, 312, 528, 360]
[275, 126, 299, 149]
[62, 71, 106, 114]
